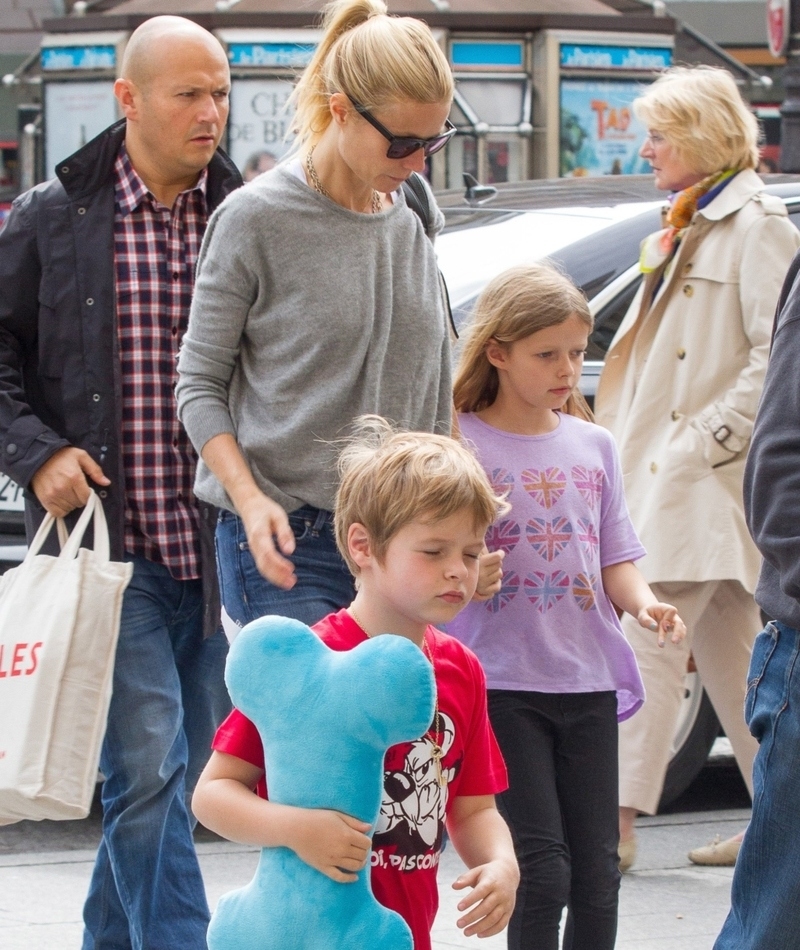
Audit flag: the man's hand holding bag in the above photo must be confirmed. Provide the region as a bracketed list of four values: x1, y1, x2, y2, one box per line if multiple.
[0, 492, 132, 823]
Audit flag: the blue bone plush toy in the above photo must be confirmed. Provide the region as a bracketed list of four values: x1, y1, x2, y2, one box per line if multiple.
[207, 615, 436, 950]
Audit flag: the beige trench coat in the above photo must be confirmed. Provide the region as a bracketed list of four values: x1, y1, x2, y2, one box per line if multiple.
[595, 169, 800, 592]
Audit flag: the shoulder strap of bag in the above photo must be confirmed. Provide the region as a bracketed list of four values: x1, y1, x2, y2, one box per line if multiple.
[402, 172, 433, 234]
[402, 172, 458, 341]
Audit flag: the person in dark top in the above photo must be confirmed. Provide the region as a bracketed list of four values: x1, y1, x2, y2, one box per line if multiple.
[713, 251, 800, 950]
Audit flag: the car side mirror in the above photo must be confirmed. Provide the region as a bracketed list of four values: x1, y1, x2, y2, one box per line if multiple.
[463, 173, 498, 206]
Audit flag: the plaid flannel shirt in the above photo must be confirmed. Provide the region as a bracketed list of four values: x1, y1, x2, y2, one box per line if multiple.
[113, 145, 208, 579]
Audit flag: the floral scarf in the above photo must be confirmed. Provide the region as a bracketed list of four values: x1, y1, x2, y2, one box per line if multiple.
[639, 169, 738, 273]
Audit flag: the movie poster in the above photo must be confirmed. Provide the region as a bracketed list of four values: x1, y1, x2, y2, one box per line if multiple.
[560, 78, 651, 178]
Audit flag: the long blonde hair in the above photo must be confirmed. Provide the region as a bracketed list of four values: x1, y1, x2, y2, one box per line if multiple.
[453, 263, 594, 422]
[289, 0, 453, 149]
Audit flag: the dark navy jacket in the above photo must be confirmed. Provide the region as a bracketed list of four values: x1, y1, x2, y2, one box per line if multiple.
[744, 246, 800, 629]
[0, 119, 242, 632]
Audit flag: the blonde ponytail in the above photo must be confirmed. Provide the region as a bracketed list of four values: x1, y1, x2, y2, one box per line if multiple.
[290, 0, 453, 149]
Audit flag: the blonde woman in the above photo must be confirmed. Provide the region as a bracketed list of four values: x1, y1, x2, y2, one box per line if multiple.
[176, 0, 455, 630]
[594, 66, 800, 869]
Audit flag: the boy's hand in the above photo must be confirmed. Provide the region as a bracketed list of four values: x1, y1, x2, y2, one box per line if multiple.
[452, 858, 518, 938]
[472, 549, 505, 602]
[290, 809, 372, 883]
[638, 602, 686, 648]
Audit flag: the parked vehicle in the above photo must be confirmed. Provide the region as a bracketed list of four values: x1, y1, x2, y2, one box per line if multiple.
[436, 173, 800, 807]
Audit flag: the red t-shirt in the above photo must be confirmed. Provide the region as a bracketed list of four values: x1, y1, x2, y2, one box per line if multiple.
[213, 609, 508, 950]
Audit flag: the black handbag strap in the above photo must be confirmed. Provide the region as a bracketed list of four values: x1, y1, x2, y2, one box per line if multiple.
[402, 172, 458, 340]
[402, 172, 433, 233]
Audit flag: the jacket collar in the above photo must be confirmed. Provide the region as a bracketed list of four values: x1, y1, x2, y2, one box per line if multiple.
[696, 168, 764, 223]
[55, 118, 242, 208]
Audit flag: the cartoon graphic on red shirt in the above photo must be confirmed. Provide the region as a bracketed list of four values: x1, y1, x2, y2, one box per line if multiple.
[373, 713, 461, 869]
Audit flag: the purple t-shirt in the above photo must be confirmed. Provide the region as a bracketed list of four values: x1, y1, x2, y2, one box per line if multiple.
[449, 412, 646, 721]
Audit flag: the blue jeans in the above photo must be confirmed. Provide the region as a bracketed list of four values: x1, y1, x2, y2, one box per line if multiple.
[714, 621, 800, 950]
[82, 557, 230, 950]
[216, 507, 356, 629]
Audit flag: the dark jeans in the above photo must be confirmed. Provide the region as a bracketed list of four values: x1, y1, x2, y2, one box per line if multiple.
[488, 689, 620, 950]
[216, 506, 356, 629]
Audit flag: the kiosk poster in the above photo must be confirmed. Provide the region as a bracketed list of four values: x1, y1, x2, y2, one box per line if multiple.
[560, 79, 650, 178]
[44, 81, 117, 180]
[229, 79, 295, 181]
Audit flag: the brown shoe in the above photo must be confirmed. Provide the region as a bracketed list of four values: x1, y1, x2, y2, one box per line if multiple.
[688, 834, 742, 866]
[618, 836, 637, 872]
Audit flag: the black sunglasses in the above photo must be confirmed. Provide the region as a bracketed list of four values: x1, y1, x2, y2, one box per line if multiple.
[347, 95, 457, 159]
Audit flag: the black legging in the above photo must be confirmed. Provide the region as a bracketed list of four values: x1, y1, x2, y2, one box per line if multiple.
[488, 689, 620, 950]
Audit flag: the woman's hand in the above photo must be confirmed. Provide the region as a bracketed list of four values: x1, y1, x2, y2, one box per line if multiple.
[200, 432, 297, 588]
[239, 493, 297, 589]
[637, 603, 686, 647]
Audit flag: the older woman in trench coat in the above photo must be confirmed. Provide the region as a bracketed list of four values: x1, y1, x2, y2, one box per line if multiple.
[595, 66, 800, 870]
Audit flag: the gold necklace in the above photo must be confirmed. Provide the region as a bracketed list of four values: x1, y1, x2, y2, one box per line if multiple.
[306, 146, 382, 214]
[346, 607, 445, 787]
[347, 605, 371, 638]
[422, 633, 446, 788]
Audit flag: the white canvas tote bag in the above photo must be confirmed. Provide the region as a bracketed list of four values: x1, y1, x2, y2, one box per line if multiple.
[0, 492, 132, 823]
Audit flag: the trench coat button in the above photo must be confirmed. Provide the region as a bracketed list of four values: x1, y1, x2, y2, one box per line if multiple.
[671, 410, 680, 421]
[86, 298, 94, 306]
[77, 207, 86, 215]
[92, 393, 101, 402]
[683, 284, 694, 297]
[650, 461, 658, 473]
[677, 348, 686, 359]
[6, 443, 17, 455]
[683, 262, 692, 273]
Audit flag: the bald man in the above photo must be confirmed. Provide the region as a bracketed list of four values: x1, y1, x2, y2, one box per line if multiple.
[0, 17, 242, 948]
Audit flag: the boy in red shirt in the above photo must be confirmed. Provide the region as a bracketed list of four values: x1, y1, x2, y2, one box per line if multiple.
[192, 419, 518, 949]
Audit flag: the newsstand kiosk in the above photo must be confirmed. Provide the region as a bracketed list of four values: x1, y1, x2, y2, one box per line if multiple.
[532, 30, 673, 178]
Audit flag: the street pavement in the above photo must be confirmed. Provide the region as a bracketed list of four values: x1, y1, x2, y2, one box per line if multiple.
[0, 804, 750, 949]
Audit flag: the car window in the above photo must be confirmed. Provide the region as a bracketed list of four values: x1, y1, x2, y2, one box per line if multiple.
[548, 208, 661, 296]
[444, 206, 660, 335]
[437, 205, 659, 312]
[588, 275, 643, 359]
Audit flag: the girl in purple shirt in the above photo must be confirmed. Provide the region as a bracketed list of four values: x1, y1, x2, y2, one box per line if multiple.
[449, 263, 686, 950]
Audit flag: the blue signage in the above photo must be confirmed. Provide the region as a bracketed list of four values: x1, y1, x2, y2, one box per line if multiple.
[451, 41, 524, 69]
[228, 43, 317, 68]
[41, 45, 116, 71]
[560, 44, 672, 71]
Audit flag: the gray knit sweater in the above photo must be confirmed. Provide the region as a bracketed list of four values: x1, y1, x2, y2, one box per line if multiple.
[176, 166, 452, 514]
